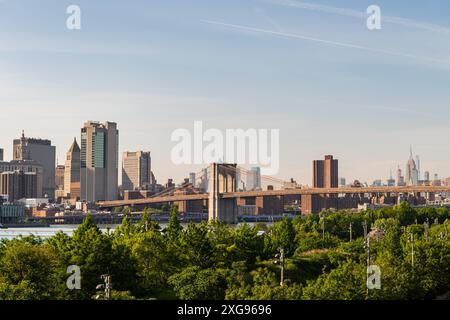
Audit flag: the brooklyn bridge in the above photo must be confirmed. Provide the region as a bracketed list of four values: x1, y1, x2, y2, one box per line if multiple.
[98, 163, 450, 223]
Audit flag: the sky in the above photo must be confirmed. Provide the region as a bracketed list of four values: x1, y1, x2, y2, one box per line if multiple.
[1, 0, 450, 186]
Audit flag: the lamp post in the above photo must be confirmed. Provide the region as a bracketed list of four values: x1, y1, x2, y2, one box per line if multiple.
[274, 248, 285, 287]
[96, 274, 112, 300]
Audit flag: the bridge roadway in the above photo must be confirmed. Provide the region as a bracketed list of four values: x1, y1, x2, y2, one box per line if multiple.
[98, 186, 450, 208]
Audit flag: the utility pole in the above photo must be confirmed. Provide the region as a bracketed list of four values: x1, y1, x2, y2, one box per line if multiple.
[274, 248, 285, 287]
[365, 235, 371, 296]
[409, 233, 415, 270]
[349, 222, 353, 242]
[321, 217, 325, 241]
[424, 220, 429, 242]
[362, 221, 368, 239]
[96, 274, 112, 300]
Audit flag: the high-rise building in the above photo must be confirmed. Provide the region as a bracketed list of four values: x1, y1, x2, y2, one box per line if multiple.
[55, 164, 65, 199]
[424, 171, 430, 182]
[55, 165, 65, 189]
[246, 167, 262, 191]
[64, 138, 81, 200]
[0, 170, 38, 202]
[80, 121, 119, 202]
[396, 166, 402, 186]
[198, 168, 209, 192]
[339, 177, 346, 187]
[0, 160, 43, 197]
[13, 131, 56, 198]
[0, 148, 3, 161]
[313, 155, 338, 188]
[405, 147, 419, 186]
[122, 151, 152, 191]
[189, 172, 196, 185]
[415, 155, 421, 181]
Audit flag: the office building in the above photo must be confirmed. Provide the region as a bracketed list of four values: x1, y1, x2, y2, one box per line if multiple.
[0, 148, 3, 161]
[122, 151, 152, 191]
[80, 121, 119, 202]
[189, 172, 196, 185]
[13, 131, 55, 198]
[313, 155, 338, 188]
[0, 160, 43, 197]
[64, 138, 81, 200]
[0, 170, 38, 202]
[424, 171, 430, 182]
[246, 167, 262, 191]
[55, 165, 65, 189]
[405, 147, 419, 186]
[55, 164, 65, 200]
[0, 204, 25, 224]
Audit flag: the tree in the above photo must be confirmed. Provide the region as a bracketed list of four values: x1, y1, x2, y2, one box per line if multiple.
[168, 266, 227, 300]
[180, 222, 214, 268]
[0, 238, 60, 299]
[302, 260, 366, 300]
[165, 205, 182, 242]
[265, 217, 297, 256]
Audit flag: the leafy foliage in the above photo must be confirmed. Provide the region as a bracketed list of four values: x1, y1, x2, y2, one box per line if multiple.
[0, 203, 449, 300]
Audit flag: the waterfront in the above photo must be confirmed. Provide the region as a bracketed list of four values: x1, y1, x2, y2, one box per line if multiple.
[0, 225, 112, 240]
[0, 221, 276, 240]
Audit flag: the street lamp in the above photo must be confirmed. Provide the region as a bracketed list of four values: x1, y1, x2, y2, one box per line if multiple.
[96, 274, 112, 300]
[274, 248, 285, 287]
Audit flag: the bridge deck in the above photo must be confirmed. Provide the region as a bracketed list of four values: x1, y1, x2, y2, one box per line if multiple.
[97, 186, 450, 208]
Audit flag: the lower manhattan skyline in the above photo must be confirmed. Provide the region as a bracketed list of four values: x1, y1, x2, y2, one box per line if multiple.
[1, 0, 450, 185]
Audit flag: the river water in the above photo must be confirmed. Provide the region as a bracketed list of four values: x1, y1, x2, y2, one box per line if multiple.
[0, 222, 270, 240]
[0, 225, 119, 240]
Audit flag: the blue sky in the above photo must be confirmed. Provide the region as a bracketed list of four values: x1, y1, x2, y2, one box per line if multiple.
[1, 0, 449, 185]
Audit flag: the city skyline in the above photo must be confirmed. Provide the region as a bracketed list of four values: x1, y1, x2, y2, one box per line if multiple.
[0, 126, 448, 187]
[1, 0, 450, 184]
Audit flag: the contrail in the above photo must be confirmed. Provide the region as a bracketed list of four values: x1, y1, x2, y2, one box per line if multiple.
[264, 0, 450, 36]
[201, 19, 450, 66]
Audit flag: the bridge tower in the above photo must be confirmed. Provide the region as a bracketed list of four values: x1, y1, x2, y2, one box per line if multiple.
[208, 163, 238, 224]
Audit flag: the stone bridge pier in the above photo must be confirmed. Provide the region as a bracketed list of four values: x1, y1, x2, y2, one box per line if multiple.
[208, 163, 238, 224]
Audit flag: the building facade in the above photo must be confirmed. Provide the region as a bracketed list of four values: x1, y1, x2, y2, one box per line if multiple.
[0, 204, 25, 224]
[0, 170, 38, 202]
[313, 155, 338, 188]
[246, 167, 262, 191]
[80, 121, 119, 202]
[122, 151, 151, 191]
[55, 165, 65, 189]
[13, 132, 55, 198]
[64, 138, 81, 200]
[0, 160, 43, 197]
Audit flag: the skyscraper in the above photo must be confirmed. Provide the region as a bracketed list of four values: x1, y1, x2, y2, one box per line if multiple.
[0, 160, 43, 197]
[13, 131, 56, 198]
[55, 165, 65, 190]
[189, 172, 196, 186]
[415, 155, 421, 181]
[405, 147, 418, 186]
[122, 151, 152, 191]
[80, 121, 119, 202]
[0, 170, 38, 202]
[64, 138, 81, 200]
[246, 167, 262, 191]
[396, 166, 402, 186]
[313, 155, 338, 188]
[0, 148, 3, 161]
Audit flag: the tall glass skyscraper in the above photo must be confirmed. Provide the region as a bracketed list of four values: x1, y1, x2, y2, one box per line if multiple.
[80, 121, 119, 202]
